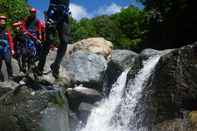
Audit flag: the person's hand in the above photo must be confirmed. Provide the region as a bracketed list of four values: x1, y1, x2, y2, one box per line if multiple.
[37, 40, 42, 44]
[11, 50, 15, 55]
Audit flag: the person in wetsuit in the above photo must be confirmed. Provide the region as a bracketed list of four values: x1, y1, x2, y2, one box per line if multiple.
[36, 0, 70, 79]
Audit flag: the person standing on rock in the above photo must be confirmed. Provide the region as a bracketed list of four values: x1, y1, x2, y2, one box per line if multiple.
[0, 16, 14, 81]
[36, 0, 70, 79]
[24, 8, 42, 42]
[12, 21, 42, 74]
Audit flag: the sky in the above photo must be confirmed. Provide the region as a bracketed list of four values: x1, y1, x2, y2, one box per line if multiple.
[28, 0, 143, 21]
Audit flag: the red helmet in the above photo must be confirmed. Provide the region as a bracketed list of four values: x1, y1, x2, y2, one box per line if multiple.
[30, 8, 37, 14]
[12, 21, 23, 27]
[0, 15, 7, 20]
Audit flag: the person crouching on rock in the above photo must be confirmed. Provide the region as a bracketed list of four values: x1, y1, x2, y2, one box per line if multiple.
[0, 16, 15, 81]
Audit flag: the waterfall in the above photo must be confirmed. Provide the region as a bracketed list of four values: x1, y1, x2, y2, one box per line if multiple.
[113, 55, 161, 131]
[79, 55, 161, 131]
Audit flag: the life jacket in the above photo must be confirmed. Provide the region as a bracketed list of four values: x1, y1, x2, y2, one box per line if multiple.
[47, 0, 70, 22]
[50, 0, 69, 5]
[25, 38, 37, 57]
[0, 30, 9, 52]
[26, 19, 38, 37]
[25, 18, 41, 40]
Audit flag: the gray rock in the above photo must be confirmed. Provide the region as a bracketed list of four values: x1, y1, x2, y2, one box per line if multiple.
[111, 49, 138, 70]
[63, 51, 108, 90]
[38, 49, 71, 88]
[0, 81, 19, 97]
[0, 86, 70, 131]
[152, 118, 192, 131]
[140, 48, 161, 60]
[134, 42, 197, 126]
[66, 86, 102, 111]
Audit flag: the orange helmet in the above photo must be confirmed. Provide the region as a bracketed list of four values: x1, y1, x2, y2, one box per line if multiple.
[0, 15, 7, 20]
[30, 8, 37, 14]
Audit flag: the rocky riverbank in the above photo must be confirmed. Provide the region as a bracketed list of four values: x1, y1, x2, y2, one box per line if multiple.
[0, 38, 197, 131]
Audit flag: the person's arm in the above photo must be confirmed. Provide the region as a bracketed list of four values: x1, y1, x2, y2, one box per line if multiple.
[25, 31, 41, 43]
[13, 36, 17, 53]
[21, 25, 41, 43]
[36, 20, 42, 40]
[7, 31, 14, 51]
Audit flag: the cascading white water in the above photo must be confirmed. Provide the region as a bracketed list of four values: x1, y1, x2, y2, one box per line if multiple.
[113, 55, 161, 131]
[79, 68, 130, 131]
[79, 55, 161, 131]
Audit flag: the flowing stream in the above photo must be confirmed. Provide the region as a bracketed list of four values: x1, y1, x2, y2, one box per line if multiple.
[79, 55, 161, 131]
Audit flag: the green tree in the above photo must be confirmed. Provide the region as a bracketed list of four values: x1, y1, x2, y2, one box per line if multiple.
[112, 7, 145, 39]
[71, 18, 97, 43]
[0, 0, 29, 26]
[110, 7, 146, 50]
[70, 6, 146, 51]
[137, 0, 197, 49]
[92, 15, 121, 45]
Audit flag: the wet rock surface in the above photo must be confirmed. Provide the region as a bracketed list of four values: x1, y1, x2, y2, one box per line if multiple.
[0, 86, 70, 131]
[134, 43, 197, 128]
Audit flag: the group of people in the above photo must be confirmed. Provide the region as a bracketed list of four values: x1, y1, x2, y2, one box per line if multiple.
[0, 0, 70, 81]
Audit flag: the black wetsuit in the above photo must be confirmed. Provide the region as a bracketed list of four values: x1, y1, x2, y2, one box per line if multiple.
[37, 0, 70, 77]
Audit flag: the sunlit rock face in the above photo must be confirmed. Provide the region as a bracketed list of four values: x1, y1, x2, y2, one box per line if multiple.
[67, 37, 113, 61]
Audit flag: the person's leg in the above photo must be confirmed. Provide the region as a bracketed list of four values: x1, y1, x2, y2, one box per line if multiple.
[0, 59, 3, 82]
[54, 21, 69, 66]
[16, 45, 23, 72]
[4, 49, 13, 79]
[37, 27, 55, 74]
[51, 21, 70, 78]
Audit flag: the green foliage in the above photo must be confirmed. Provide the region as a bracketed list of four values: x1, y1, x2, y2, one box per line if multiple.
[137, 0, 197, 49]
[70, 6, 146, 51]
[92, 15, 121, 43]
[112, 7, 145, 39]
[70, 17, 97, 43]
[0, 0, 29, 25]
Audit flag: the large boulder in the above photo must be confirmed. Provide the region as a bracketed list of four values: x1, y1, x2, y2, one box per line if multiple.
[0, 86, 70, 131]
[135, 42, 197, 127]
[41, 49, 71, 88]
[38, 38, 113, 89]
[67, 37, 113, 60]
[63, 51, 108, 90]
